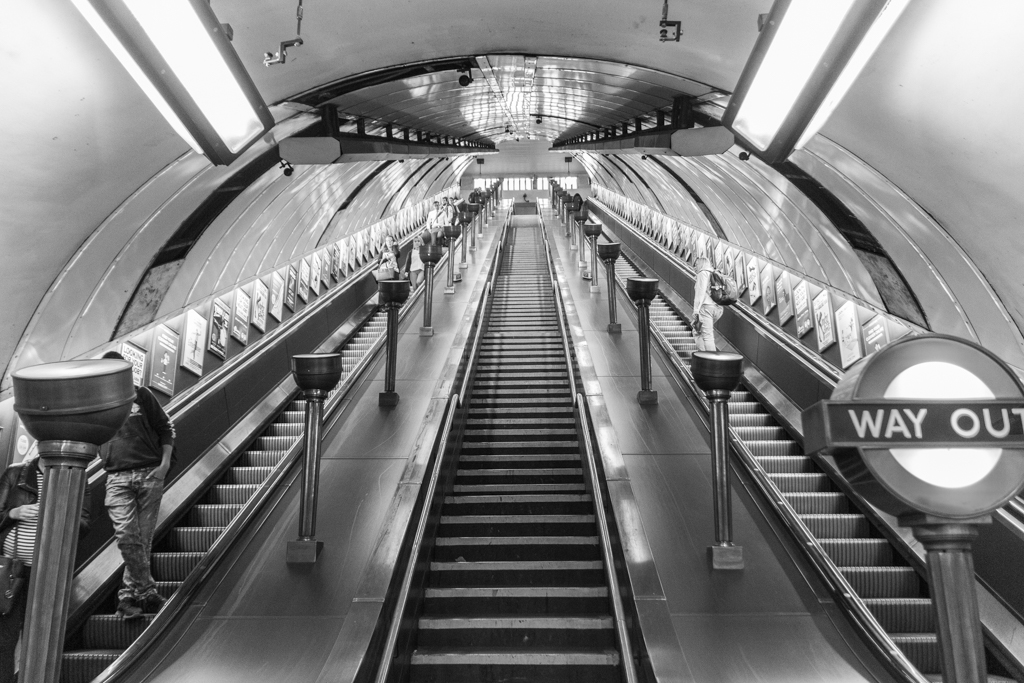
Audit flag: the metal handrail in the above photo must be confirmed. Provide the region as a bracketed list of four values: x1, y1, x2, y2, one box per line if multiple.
[620, 285, 930, 683]
[539, 210, 640, 683]
[374, 392, 460, 683]
[576, 392, 639, 683]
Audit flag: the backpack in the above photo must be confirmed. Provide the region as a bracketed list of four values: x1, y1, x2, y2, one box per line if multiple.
[709, 269, 739, 306]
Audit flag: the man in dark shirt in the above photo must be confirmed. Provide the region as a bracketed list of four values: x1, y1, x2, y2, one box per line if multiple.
[100, 351, 176, 620]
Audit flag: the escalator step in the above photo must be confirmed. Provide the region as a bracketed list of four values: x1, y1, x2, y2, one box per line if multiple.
[415, 616, 615, 649]
[889, 634, 941, 674]
[60, 651, 120, 683]
[240, 451, 287, 468]
[408, 649, 621, 683]
[801, 514, 872, 538]
[727, 402, 765, 415]
[453, 483, 588, 494]
[207, 484, 260, 505]
[81, 614, 155, 649]
[434, 536, 601, 562]
[733, 426, 789, 440]
[742, 440, 802, 456]
[864, 598, 936, 632]
[769, 473, 833, 493]
[164, 526, 224, 552]
[188, 504, 243, 526]
[264, 423, 303, 437]
[152, 552, 204, 581]
[819, 538, 895, 566]
[840, 566, 921, 598]
[221, 466, 274, 485]
[756, 456, 816, 474]
[253, 435, 296, 451]
[785, 492, 849, 514]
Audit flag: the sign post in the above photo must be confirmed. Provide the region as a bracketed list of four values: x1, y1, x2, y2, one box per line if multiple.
[626, 277, 659, 405]
[803, 334, 1024, 683]
[598, 242, 622, 333]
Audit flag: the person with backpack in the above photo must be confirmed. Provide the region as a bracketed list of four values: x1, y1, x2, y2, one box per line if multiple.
[692, 256, 724, 352]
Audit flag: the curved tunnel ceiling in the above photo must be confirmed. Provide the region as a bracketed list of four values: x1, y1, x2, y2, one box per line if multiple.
[3, 0, 1024, 388]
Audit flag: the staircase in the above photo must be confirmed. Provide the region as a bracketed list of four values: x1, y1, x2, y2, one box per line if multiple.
[405, 223, 623, 682]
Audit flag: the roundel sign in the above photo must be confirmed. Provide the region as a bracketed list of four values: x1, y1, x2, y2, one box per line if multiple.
[802, 335, 1024, 519]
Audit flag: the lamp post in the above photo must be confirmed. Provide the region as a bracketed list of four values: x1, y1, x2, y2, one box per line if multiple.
[443, 222, 461, 294]
[691, 351, 745, 570]
[468, 203, 481, 250]
[458, 211, 469, 270]
[598, 242, 622, 333]
[626, 277, 659, 405]
[378, 279, 411, 406]
[583, 223, 602, 287]
[420, 243, 444, 337]
[287, 353, 343, 563]
[13, 359, 136, 683]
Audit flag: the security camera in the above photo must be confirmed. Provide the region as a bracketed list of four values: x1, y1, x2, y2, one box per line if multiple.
[535, 117, 542, 124]
[641, 155, 648, 160]
[738, 151, 750, 161]
[279, 160, 294, 176]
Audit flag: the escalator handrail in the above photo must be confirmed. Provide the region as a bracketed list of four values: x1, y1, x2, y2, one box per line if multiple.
[613, 276, 931, 683]
[372, 200, 510, 683]
[89, 295, 399, 683]
[373, 392, 460, 683]
[540, 210, 640, 683]
[576, 392, 640, 683]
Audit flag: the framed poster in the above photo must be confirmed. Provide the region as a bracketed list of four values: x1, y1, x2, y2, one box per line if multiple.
[714, 242, 725, 269]
[793, 280, 812, 337]
[775, 271, 794, 324]
[231, 288, 250, 345]
[120, 342, 147, 387]
[252, 278, 269, 332]
[746, 256, 761, 304]
[181, 309, 207, 376]
[331, 243, 341, 281]
[298, 258, 310, 303]
[835, 301, 863, 369]
[812, 290, 835, 352]
[310, 253, 322, 296]
[321, 249, 331, 285]
[269, 270, 285, 322]
[208, 298, 230, 359]
[761, 264, 776, 315]
[697, 234, 709, 261]
[285, 265, 298, 311]
[862, 314, 890, 354]
[149, 324, 179, 396]
[734, 253, 747, 294]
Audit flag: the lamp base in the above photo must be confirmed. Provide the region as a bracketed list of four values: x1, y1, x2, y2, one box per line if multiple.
[708, 544, 744, 570]
[607, 323, 622, 333]
[454, 273, 463, 282]
[287, 539, 323, 564]
[379, 391, 400, 407]
[637, 390, 659, 405]
[419, 326, 434, 337]
[444, 286, 456, 295]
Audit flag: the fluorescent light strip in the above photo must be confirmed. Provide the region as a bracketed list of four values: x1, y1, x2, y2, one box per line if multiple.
[123, 0, 264, 153]
[795, 0, 910, 150]
[71, 0, 203, 154]
[733, 0, 856, 151]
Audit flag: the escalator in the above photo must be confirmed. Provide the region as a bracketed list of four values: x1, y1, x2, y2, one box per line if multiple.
[386, 221, 628, 682]
[603, 234, 1014, 681]
[59, 308, 391, 683]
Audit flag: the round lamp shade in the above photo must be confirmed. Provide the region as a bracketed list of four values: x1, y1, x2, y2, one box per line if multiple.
[13, 359, 136, 445]
[626, 277, 659, 302]
[420, 244, 445, 265]
[597, 243, 621, 262]
[291, 354, 343, 392]
[378, 279, 411, 305]
[691, 352, 744, 393]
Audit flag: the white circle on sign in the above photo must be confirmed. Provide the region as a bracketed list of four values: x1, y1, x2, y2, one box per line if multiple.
[884, 361, 1001, 488]
[16, 435, 28, 456]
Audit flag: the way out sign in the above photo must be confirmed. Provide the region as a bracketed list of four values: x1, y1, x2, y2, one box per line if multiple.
[803, 335, 1024, 518]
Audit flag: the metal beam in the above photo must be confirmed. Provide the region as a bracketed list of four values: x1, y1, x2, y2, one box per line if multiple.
[281, 136, 495, 164]
[551, 126, 735, 157]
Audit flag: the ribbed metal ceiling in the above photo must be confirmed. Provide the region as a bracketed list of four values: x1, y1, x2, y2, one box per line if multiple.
[323, 55, 717, 145]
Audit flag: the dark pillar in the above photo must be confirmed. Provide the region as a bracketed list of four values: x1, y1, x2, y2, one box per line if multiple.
[13, 359, 136, 683]
[379, 279, 411, 406]
[626, 277, 659, 405]
[443, 223, 461, 294]
[691, 351, 745, 570]
[468, 203, 481, 250]
[287, 353, 343, 563]
[902, 516, 990, 683]
[419, 244, 444, 336]
[458, 214, 469, 270]
[583, 223, 602, 288]
[598, 242, 622, 333]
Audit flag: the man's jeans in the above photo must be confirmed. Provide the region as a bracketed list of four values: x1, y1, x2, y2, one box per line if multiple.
[105, 466, 163, 603]
[695, 303, 724, 352]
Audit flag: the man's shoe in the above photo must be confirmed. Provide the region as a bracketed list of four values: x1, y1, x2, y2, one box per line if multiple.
[141, 592, 166, 613]
[116, 598, 143, 621]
